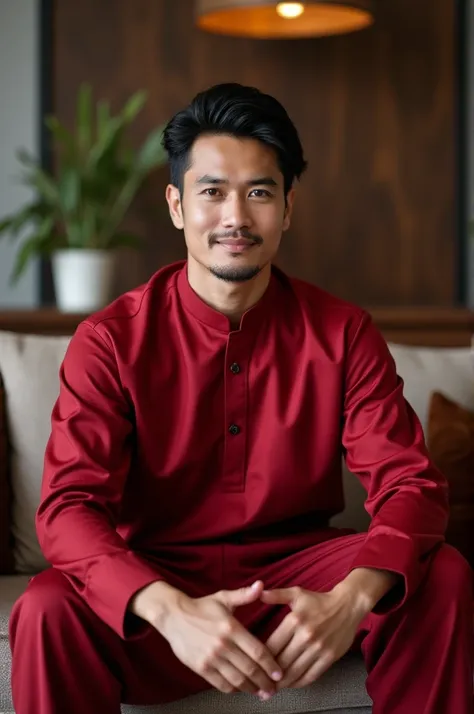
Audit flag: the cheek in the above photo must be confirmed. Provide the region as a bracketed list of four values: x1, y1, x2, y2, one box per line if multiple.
[186, 200, 219, 234]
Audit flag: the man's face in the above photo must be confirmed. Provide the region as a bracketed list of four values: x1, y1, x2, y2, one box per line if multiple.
[166, 134, 294, 282]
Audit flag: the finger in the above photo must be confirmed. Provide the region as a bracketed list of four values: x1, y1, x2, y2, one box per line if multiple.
[203, 666, 239, 695]
[265, 615, 296, 657]
[223, 643, 278, 694]
[278, 645, 323, 688]
[261, 587, 299, 605]
[216, 581, 264, 611]
[292, 654, 333, 689]
[274, 632, 308, 673]
[215, 656, 260, 695]
[233, 627, 283, 686]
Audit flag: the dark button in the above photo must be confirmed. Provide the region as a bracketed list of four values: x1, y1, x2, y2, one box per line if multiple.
[230, 362, 241, 374]
[228, 424, 240, 435]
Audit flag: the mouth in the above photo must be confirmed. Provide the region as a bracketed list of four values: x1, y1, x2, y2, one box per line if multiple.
[216, 239, 256, 253]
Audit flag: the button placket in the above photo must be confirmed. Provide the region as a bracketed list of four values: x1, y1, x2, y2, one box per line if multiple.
[222, 334, 248, 492]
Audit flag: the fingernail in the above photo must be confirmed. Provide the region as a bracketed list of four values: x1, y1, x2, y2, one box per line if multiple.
[257, 690, 273, 701]
[272, 671, 282, 681]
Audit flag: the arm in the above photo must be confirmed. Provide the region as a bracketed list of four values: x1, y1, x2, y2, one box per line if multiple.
[36, 322, 164, 638]
[340, 311, 449, 612]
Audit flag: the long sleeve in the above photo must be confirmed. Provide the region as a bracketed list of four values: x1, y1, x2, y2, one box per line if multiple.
[36, 322, 163, 638]
[342, 311, 449, 612]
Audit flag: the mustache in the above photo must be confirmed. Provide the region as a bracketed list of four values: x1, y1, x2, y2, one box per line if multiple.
[209, 229, 263, 246]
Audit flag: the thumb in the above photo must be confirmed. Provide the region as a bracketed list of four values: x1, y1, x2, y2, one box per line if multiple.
[215, 581, 264, 611]
[260, 586, 300, 605]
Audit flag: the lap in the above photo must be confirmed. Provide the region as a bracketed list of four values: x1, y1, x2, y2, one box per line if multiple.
[15, 535, 468, 704]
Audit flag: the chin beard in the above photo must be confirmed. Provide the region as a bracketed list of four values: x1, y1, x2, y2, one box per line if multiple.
[209, 265, 262, 283]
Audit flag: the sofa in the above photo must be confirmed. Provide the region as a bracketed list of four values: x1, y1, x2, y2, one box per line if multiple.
[0, 320, 473, 714]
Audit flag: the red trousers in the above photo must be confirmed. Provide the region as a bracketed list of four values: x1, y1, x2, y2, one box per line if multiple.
[9, 530, 474, 714]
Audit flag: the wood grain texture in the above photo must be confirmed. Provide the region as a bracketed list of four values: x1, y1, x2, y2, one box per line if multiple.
[52, 0, 457, 306]
[1, 307, 473, 346]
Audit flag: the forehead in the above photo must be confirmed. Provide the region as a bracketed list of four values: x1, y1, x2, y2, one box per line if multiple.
[186, 134, 281, 180]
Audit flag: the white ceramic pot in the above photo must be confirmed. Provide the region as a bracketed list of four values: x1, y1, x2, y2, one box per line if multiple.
[52, 249, 117, 313]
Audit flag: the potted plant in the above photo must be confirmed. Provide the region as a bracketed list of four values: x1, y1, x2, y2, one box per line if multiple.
[0, 84, 167, 312]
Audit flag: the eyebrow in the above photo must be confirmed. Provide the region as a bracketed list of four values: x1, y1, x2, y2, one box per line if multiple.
[195, 175, 278, 187]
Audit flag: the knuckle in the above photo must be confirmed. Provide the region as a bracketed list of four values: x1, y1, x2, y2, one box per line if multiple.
[219, 619, 235, 637]
[301, 625, 315, 642]
[251, 643, 266, 661]
[232, 675, 246, 689]
[198, 656, 213, 674]
[246, 662, 260, 678]
[213, 636, 228, 655]
[289, 612, 302, 628]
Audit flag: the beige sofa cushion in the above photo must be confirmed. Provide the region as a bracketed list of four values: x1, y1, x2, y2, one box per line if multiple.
[0, 332, 71, 572]
[0, 330, 473, 572]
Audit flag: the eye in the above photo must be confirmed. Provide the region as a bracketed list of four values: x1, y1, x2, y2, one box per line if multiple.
[202, 188, 221, 197]
[250, 189, 272, 198]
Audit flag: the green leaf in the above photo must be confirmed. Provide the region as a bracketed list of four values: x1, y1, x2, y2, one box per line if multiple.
[58, 168, 80, 214]
[101, 173, 143, 240]
[96, 100, 111, 142]
[0, 202, 49, 241]
[10, 217, 55, 283]
[0, 215, 14, 235]
[44, 116, 75, 161]
[77, 83, 93, 154]
[86, 117, 123, 172]
[16, 148, 38, 168]
[108, 232, 142, 249]
[18, 165, 58, 204]
[81, 203, 97, 247]
[121, 91, 147, 124]
[135, 126, 167, 172]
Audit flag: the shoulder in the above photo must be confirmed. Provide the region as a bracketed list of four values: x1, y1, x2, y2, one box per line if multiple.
[76, 260, 185, 349]
[274, 266, 368, 337]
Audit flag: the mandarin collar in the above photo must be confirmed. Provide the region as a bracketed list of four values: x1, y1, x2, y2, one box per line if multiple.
[177, 262, 277, 333]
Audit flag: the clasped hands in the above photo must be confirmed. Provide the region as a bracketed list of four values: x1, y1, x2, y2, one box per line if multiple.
[153, 577, 374, 702]
[256, 581, 365, 697]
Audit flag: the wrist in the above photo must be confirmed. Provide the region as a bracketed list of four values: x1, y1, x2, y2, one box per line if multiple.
[129, 580, 183, 629]
[332, 568, 401, 617]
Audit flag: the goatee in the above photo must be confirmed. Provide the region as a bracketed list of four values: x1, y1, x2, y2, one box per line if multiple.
[209, 265, 262, 283]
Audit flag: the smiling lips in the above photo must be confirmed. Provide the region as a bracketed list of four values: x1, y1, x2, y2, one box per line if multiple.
[217, 239, 255, 252]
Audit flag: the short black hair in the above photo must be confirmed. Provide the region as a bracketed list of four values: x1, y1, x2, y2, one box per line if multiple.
[162, 83, 307, 197]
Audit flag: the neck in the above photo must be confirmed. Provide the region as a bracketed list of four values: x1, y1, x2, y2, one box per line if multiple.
[186, 256, 271, 329]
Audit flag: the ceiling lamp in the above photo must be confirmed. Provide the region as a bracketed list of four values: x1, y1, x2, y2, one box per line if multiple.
[195, 1, 376, 39]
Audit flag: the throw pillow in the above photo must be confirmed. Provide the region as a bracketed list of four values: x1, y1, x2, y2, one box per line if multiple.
[0, 371, 14, 573]
[427, 391, 474, 570]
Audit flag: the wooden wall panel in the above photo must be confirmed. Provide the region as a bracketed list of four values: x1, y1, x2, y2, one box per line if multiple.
[52, 0, 457, 306]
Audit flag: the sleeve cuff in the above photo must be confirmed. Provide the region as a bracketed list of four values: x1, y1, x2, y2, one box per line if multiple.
[85, 550, 164, 638]
[349, 532, 420, 615]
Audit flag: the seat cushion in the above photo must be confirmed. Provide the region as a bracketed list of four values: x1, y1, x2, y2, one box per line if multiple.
[0, 373, 14, 574]
[0, 575, 371, 714]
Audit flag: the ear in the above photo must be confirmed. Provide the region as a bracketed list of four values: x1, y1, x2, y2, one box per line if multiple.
[282, 187, 296, 232]
[166, 184, 184, 230]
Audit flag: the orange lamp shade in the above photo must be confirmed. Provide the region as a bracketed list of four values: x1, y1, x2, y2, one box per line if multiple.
[195, 1, 376, 39]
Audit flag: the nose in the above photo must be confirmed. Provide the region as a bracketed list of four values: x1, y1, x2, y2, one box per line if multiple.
[221, 193, 253, 232]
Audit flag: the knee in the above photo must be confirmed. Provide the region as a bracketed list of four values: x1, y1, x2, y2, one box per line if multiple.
[425, 544, 473, 602]
[10, 568, 78, 630]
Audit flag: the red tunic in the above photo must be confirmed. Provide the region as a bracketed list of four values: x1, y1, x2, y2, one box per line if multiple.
[36, 261, 449, 638]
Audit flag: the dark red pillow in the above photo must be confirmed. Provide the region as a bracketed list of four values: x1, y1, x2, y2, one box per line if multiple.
[427, 391, 474, 570]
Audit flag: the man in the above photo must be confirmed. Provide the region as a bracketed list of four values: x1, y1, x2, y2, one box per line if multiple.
[10, 83, 473, 714]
